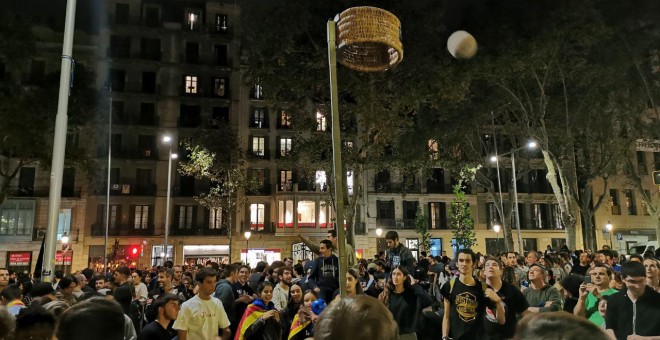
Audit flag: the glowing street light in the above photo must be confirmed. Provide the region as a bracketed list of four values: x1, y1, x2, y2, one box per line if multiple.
[375, 228, 383, 237]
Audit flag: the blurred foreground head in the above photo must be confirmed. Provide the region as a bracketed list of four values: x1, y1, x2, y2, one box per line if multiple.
[514, 312, 608, 340]
[56, 297, 125, 340]
[314, 295, 398, 340]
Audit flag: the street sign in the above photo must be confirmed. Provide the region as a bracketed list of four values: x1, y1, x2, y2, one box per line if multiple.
[616, 233, 623, 241]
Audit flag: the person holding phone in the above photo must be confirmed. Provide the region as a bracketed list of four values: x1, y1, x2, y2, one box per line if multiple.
[574, 265, 617, 327]
[379, 265, 433, 339]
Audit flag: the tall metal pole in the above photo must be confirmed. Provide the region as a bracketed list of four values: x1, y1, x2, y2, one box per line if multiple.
[104, 91, 112, 271]
[42, 0, 77, 282]
[511, 152, 524, 254]
[327, 19, 348, 297]
[164, 145, 173, 263]
[491, 112, 507, 251]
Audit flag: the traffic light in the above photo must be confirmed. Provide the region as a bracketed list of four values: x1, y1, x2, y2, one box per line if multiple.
[653, 170, 660, 186]
[129, 245, 140, 258]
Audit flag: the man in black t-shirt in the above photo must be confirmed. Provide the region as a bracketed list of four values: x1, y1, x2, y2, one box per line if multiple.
[137, 293, 179, 340]
[441, 249, 504, 340]
[605, 261, 660, 340]
[483, 257, 529, 340]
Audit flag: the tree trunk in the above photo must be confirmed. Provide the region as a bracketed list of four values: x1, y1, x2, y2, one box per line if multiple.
[543, 150, 578, 250]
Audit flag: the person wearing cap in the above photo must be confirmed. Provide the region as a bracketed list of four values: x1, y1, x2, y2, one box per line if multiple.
[114, 266, 133, 315]
[522, 264, 561, 313]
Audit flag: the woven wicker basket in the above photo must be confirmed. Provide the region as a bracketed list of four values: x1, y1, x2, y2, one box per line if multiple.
[336, 6, 403, 72]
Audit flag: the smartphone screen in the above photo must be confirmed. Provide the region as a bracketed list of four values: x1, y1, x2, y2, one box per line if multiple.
[584, 276, 591, 284]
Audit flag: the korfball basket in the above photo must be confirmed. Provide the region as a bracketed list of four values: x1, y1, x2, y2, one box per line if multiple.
[335, 6, 403, 72]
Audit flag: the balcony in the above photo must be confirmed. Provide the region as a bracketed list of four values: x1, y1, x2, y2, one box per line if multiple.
[246, 183, 273, 196]
[426, 181, 452, 194]
[375, 218, 416, 229]
[248, 150, 270, 160]
[374, 181, 422, 193]
[91, 223, 156, 237]
[10, 186, 82, 198]
[241, 221, 276, 234]
[171, 225, 228, 236]
[94, 182, 156, 196]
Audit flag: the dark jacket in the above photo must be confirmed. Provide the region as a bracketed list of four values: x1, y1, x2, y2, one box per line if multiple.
[387, 244, 415, 275]
[242, 300, 282, 340]
[214, 279, 236, 326]
[280, 301, 302, 340]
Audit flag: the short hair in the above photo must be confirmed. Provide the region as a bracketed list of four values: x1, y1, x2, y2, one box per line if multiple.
[314, 295, 398, 340]
[152, 293, 181, 312]
[621, 261, 646, 278]
[15, 306, 56, 340]
[195, 268, 218, 284]
[157, 268, 174, 279]
[255, 261, 268, 272]
[327, 229, 337, 238]
[561, 274, 585, 299]
[238, 264, 251, 273]
[513, 311, 608, 340]
[457, 248, 477, 263]
[54, 270, 64, 279]
[0, 307, 13, 339]
[163, 260, 174, 269]
[1, 284, 22, 301]
[592, 264, 613, 277]
[629, 254, 644, 262]
[277, 266, 293, 278]
[133, 270, 143, 278]
[56, 298, 125, 340]
[384, 231, 399, 241]
[484, 256, 503, 269]
[527, 251, 540, 260]
[597, 249, 614, 259]
[58, 277, 75, 289]
[221, 264, 238, 279]
[320, 239, 333, 250]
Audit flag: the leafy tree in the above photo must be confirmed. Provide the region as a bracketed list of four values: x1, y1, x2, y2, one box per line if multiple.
[450, 179, 476, 250]
[414, 205, 431, 254]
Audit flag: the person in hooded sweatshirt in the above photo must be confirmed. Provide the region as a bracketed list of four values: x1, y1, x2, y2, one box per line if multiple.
[309, 240, 339, 303]
[214, 264, 239, 336]
[385, 231, 415, 276]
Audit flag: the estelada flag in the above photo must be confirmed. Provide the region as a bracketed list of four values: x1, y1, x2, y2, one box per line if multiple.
[288, 313, 311, 340]
[234, 301, 269, 340]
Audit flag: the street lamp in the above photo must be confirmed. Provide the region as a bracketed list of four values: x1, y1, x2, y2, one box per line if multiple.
[244, 231, 252, 265]
[493, 224, 501, 254]
[375, 228, 383, 237]
[490, 140, 538, 254]
[162, 135, 178, 264]
[605, 221, 613, 249]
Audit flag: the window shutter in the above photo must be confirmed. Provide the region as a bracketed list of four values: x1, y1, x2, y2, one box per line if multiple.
[149, 205, 155, 229]
[173, 205, 180, 228]
[203, 207, 210, 229]
[264, 203, 271, 231]
[129, 205, 135, 229]
[97, 204, 104, 225]
[192, 206, 198, 227]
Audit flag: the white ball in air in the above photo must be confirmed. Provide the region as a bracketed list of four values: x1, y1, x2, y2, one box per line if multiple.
[447, 30, 478, 59]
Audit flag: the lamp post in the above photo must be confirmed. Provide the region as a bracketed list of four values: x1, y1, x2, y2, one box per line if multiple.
[605, 221, 613, 249]
[493, 224, 501, 254]
[162, 136, 177, 264]
[375, 228, 383, 237]
[490, 141, 537, 254]
[61, 232, 70, 274]
[244, 231, 252, 265]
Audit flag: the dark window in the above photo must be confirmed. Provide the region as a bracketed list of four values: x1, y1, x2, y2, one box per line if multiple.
[62, 168, 75, 197]
[655, 152, 660, 170]
[30, 60, 45, 83]
[115, 3, 129, 24]
[637, 151, 647, 175]
[0, 60, 5, 80]
[485, 238, 506, 256]
[111, 101, 124, 123]
[139, 103, 156, 125]
[249, 108, 268, 128]
[179, 105, 201, 128]
[523, 238, 538, 252]
[211, 107, 229, 124]
[186, 42, 199, 64]
[135, 169, 152, 195]
[610, 189, 621, 215]
[111, 134, 122, 156]
[486, 202, 501, 229]
[428, 202, 447, 229]
[108, 35, 130, 58]
[179, 175, 195, 196]
[402, 200, 418, 220]
[18, 168, 36, 196]
[144, 6, 160, 27]
[109, 69, 125, 92]
[214, 45, 228, 66]
[625, 190, 637, 215]
[215, 14, 228, 32]
[376, 200, 395, 219]
[212, 77, 228, 97]
[142, 72, 156, 94]
[427, 168, 447, 193]
[140, 38, 161, 60]
[137, 135, 156, 159]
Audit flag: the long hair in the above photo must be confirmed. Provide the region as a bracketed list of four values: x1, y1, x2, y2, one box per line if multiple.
[347, 268, 364, 295]
[379, 266, 412, 306]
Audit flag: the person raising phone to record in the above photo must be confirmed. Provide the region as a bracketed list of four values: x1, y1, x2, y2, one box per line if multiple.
[574, 265, 618, 327]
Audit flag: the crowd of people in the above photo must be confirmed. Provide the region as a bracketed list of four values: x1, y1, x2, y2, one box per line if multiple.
[1, 229, 659, 340]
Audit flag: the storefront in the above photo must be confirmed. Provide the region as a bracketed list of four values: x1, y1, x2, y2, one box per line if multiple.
[240, 248, 281, 268]
[182, 245, 230, 267]
[7, 252, 32, 276]
[55, 250, 73, 274]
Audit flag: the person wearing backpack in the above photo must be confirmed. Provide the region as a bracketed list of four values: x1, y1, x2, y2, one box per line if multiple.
[440, 249, 504, 340]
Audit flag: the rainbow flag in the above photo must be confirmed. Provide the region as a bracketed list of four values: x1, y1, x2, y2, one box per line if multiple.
[234, 301, 269, 340]
[288, 313, 311, 340]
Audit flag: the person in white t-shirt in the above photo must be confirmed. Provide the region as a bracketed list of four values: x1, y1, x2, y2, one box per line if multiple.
[173, 268, 231, 340]
[131, 270, 149, 302]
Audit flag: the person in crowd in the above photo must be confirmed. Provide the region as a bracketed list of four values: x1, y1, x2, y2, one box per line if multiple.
[173, 267, 231, 340]
[643, 257, 659, 291]
[344, 267, 364, 297]
[132, 270, 149, 302]
[365, 272, 386, 298]
[233, 265, 255, 324]
[95, 275, 111, 295]
[287, 289, 319, 340]
[379, 265, 433, 339]
[513, 311, 609, 340]
[137, 293, 179, 340]
[51, 270, 64, 290]
[502, 265, 518, 288]
[114, 266, 134, 315]
[309, 240, 339, 303]
[523, 264, 562, 313]
[314, 295, 398, 340]
[609, 271, 625, 290]
[279, 283, 303, 340]
[42, 300, 69, 319]
[571, 252, 591, 276]
[1, 284, 26, 316]
[505, 252, 523, 287]
[234, 281, 281, 340]
[483, 257, 528, 340]
[629, 254, 644, 263]
[18, 279, 33, 306]
[72, 273, 90, 297]
[0, 308, 12, 340]
[214, 264, 239, 336]
[574, 265, 617, 327]
[180, 273, 195, 301]
[525, 251, 540, 267]
[442, 249, 503, 340]
[56, 298, 127, 340]
[560, 274, 584, 313]
[29, 282, 56, 305]
[56, 276, 78, 306]
[272, 266, 292, 310]
[14, 306, 57, 340]
[605, 261, 660, 340]
[150, 269, 185, 301]
[284, 257, 294, 268]
[248, 261, 267, 292]
[385, 231, 415, 275]
[172, 265, 185, 292]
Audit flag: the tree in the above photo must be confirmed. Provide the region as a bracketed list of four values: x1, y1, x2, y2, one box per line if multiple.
[177, 125, 259, 262]
[414, 205, 431, 254]
[450, 179, 476, 250]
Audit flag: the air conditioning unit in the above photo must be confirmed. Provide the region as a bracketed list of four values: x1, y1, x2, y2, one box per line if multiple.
[112, 184, 120, 190]
[395, 221, 405, 228]
[121, 184, 131, 194]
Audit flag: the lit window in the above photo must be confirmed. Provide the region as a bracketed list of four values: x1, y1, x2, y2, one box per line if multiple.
[316, 111, 327, 131]
[428, 139, 438, 160]
[254, 83, 263, 99]
[252, 108, 265, 128]
[185, 76, 198, 94]
[178, 206, 194, 229]
[315, 171, 327, 191]
[297, 201, 316, 227]
[279, 138, 292, 157]
[134, 205, 149, 229]
[319, 201, 333, 228]
[215, 14, 228, 32]
[280, 111, 292, 127]
[278, 200, 294, 228]
[279, 170, 293, 191]
[250, 203, 265, 231]
[252, 137, 265, 156]
[347, 171, 354, 196]
[187, 11, 200, 31]
[209, 208, 223, 229]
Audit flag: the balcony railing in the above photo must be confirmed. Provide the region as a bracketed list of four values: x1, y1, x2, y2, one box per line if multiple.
[426, 181, 453, 194]
[375, 218, 416, 229]
[241, 221, 276, 234]
[374, 182, 422, 193]
[91, 223, 156, 237]
[10, 186, 82, 198]
[171, 225, 228, 236]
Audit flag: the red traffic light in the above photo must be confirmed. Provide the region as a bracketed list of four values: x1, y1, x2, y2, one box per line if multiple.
[129, 246, 139, 257]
